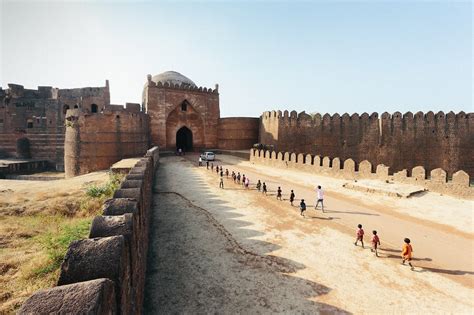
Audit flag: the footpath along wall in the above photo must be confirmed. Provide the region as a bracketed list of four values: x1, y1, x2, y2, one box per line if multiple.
[249, 149, 473, 199]
[19, 146, 160, 314]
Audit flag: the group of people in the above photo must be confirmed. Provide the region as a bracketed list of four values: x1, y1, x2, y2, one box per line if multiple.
[354, 224, 414, 268]
[201, 160, 415, 268]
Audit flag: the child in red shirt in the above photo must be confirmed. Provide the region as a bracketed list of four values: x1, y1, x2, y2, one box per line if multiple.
[354, 224, 364, 248]
[371, 230, 380, 256]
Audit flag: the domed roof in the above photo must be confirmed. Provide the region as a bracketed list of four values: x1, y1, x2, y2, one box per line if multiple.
[151, 71, 196, 87]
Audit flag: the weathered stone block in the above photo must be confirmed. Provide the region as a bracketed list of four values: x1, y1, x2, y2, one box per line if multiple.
[359, 160, 373, 177]
[19, 279, 116, 315]
[412, 166, 426, 182]
[452, 170, 469, 186]
[430, 168, 447, 183]
[57, 236, 131, 314]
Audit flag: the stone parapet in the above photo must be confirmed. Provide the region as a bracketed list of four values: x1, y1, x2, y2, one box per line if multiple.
[250, 148, 473, 199]
[19, 146, 160, 314]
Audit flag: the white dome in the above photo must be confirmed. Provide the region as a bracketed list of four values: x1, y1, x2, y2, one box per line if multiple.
[151, 71, 196, 87]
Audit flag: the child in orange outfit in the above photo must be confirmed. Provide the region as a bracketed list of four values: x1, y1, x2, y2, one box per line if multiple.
[401, 238, 414, 269]
[354, 224, 364, 248]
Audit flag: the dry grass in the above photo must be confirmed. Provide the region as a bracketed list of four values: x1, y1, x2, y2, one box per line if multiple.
[0, 171, 123, 313]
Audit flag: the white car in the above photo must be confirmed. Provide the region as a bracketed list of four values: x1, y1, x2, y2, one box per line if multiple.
[200, 151, 215, 161]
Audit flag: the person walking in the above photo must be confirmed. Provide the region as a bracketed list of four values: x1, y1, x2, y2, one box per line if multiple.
[199, 156, 202, 166]
[276, 186, 282, 200]
[315, 185, 324, 212]
[225, 169, 229, 177]
[354, 224, 365, 248]
[219, 177, 224, 189]
[237, 172, 241, 184]
[206, 160, 209, 169]
[371, 230, 381, 257]
[401, 238, 414, 269]
[262, 182, 267, 195]
[216, 166, 219, 175]
[211, 163, 214, 171]
[300, 199, 306, 216]
[256, 180, 261, 192]
[289, 190, 295, 206]
[245, 177, 250, 189]
[242, 174, 246, 186]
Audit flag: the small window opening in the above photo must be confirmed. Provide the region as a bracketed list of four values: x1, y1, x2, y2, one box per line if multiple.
[63, 105, 70, 115]
[181, 101, 188, 111]
[74, 105, 79, 109]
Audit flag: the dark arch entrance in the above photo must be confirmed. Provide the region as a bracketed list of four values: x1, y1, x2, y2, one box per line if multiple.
[176, 126, 193, 151]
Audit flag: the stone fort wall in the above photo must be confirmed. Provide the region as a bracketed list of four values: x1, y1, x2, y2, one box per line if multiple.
[0, 82, 110, 170]
[64, 105, 149, 177]
[259, 110, 474, 178]
[250, 149, 473, 199]
[19, 147, 159, 314]
[217, 117, 259, 150]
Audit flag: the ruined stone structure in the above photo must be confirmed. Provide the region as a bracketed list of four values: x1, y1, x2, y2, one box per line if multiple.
[259, 110, 474, 178]
[0, 82, 110, 170]
[1, 71, 260, 176]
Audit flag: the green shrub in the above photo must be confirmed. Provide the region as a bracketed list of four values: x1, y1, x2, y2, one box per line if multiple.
[34, 219, 91, 276]
[85, 173, 124, 198]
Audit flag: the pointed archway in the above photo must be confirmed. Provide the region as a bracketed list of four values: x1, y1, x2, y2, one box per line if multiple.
[176, 126, 193, 151]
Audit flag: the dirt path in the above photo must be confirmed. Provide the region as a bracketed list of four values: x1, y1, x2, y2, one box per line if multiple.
[144, 156, 474, 313]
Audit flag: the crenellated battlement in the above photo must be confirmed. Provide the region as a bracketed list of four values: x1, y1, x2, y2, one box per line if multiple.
[249, 148, 473, 199]
[146, 79, 218, 95]
[261, 109, 471, 127]
[259, 109, 474, 178]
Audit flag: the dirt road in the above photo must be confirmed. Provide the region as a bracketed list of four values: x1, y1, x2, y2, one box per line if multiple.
[144, 155, 473, 313]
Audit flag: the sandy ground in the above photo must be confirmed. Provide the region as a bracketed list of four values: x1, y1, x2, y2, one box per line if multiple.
[144, 155, 473, 314]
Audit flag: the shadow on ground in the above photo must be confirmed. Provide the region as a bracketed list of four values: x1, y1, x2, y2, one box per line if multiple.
[144, 157, 350, 314]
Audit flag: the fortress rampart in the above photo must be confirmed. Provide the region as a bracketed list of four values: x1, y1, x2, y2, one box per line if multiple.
[250, 148, 473, 199]
[64, 106, 149, 177]
[217, 117, 259, 150]
[259, 110, 474, 178]
[19, 147, 159, 314]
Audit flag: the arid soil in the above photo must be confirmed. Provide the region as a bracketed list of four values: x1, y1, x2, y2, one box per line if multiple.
[0, 171, 109, 312]
[144, 155, 473, 314]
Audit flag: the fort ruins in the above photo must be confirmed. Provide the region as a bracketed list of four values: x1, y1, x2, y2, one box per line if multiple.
[1, 71, 472, 190]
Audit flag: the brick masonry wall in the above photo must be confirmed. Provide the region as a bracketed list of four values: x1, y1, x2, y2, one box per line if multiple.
[259, 110, 474, 178]
[0, 83, 110, 170]
[19, 146, 160, 314]
[217, 117, 259, 150]
[64, 108, 150, 178]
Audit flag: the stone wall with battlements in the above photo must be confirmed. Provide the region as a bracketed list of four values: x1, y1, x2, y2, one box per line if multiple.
[259, 110, 474, 178]
[249, 148, 473, 199]
[64, 106, 149, 178]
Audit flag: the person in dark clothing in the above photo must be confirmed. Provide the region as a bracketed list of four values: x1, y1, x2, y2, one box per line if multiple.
[262, 182, 267, 195]
[289, 190, 295, 206]
[300, 199, 306, 216]
[206, 160, 209, 169]
[256, 180, 261, 192]
[225, 169, 229, 177]
[277, 187, 282, 200]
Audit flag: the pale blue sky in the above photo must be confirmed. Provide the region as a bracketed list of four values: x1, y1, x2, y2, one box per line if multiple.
[1, 0, 472, 117]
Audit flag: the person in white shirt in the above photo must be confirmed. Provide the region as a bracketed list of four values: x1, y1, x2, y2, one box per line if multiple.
[198, 156, 202, 166]
[315, 185, 324, 212]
